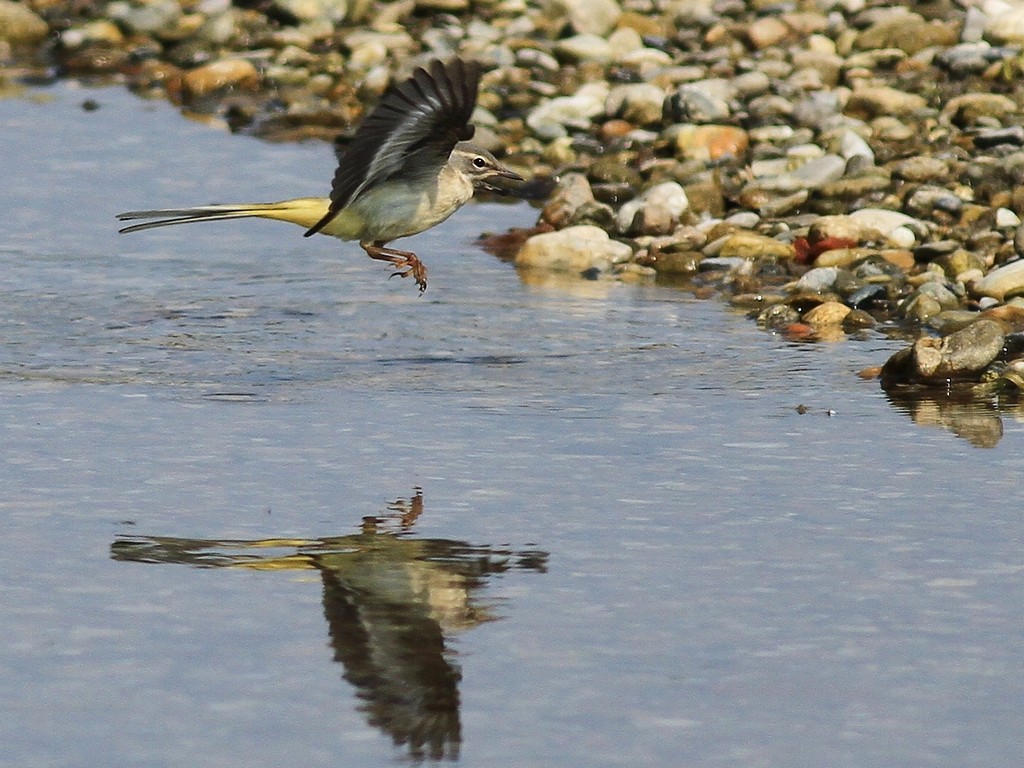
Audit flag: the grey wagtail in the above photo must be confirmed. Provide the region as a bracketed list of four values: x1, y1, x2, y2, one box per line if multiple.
[117, 57, 523, 292]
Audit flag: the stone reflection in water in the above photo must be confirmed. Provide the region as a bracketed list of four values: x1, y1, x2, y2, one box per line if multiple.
[881, 386, 1013, 448]
[110, 490, 548, 762]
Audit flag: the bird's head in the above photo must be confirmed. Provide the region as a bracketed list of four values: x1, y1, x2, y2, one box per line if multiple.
[450, 142, 524, 194]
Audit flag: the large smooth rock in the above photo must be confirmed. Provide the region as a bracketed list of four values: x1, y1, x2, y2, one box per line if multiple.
[881, 319, 1005, 384]
[973, 259, 1024, 302]
[516, 226, 633, 273]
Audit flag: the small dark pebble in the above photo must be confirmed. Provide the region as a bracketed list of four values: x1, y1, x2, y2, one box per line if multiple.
[846, 283, 887, 309]
[700, 257, 747, 272]
[842, 308, 877, 330]
[914, 240, 960, 262]
[1001, 332, 1024, 361]
[591, 181, 637, 204]
[757, 303, 800, 329]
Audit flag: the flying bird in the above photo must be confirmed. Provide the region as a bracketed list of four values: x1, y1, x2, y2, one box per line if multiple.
[117, 57, 523, 292]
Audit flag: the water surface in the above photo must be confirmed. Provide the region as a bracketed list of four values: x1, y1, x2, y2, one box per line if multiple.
[2, 82, 1023, 768]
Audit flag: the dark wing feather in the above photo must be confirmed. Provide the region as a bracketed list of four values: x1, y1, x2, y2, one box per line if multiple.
[304, 58, 480, 237]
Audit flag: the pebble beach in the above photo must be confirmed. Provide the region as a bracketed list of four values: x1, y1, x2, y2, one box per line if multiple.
[6, 0, 1024, 392]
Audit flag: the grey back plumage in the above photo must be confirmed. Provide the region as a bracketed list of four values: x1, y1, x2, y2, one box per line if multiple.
[304, 57, 481, 237]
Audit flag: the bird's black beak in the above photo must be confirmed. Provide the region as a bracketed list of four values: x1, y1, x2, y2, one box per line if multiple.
[477, 165, 525, 195]
[497, 166, 525, 182]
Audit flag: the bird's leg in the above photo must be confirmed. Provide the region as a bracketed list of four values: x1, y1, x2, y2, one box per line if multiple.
[361, 241, 428, 293]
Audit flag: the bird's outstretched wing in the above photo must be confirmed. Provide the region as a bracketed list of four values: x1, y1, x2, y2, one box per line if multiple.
[304, 57, 481, 237]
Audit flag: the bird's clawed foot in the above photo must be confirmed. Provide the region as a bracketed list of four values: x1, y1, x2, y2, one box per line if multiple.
[386, 260, 428, 293]
[363, 243, 428, 293]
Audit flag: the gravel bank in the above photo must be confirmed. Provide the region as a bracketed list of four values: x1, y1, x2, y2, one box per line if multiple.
[6, 0, 1024, 392]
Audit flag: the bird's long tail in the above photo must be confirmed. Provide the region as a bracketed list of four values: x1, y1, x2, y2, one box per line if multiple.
[117, 198, 332, 234]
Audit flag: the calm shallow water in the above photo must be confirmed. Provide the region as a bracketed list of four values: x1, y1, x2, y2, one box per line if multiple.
[2, 81, 1023, 768]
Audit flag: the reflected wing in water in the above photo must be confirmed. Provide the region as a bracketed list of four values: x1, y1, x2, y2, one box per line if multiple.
[319, 559, 462, 760]
[110, 494, 547, 762]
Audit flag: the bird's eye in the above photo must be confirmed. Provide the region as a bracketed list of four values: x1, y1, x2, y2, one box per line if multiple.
[473, 156, 487, 168]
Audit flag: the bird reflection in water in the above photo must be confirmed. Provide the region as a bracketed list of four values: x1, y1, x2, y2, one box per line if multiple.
[110, 489, 548, 761]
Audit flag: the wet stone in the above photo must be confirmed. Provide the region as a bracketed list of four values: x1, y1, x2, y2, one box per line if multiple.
[541, 173, 597, 229]
[900, 293, 943, 322]
[807, 215, 863, 245]
[682, 178, 726, 217]
[754, 190, 809, 218]
[592, 182, 637, 205]
[663, 84, 732, 124]
[22, 0, 1024, 352]
[996, 208, 1021, 228]
[815, 248, 875, 268]
[913, 240, 959, 262]
[834, 128, 874, 164]
[942, 93, 1018, 128]
[516, 225, 633, 273]
[881, 319, 1006, 385]
[273, 0, 349, 22]
[904, 187, 964, 221]
[615, 262, 656, 282]
[616, 181, 689, 236]
[107, 0, 182, 36]
[588, 157, 642, 190]
[847, 283, 887, 309]
[606, 83, 666, 126]
[803, 301, 851, 327]
[788, 154, 848, 189]
[973, 259, 1024, 302]
[715, 232, 794, 261]
[758, 302, 801, 330]
[794, 266, 839, 293]
[843, 308, 877, 330]
[855, 12, 958, 55]
[745, 16, 790, 49]
[981, 304, 1024, 334]
[699, 257, 749, 273]
[182, 58, 260, 98]
[935, 249, 987, 280]
[638, 249, 703, 274]
[562, 0, 622, 37]
[935, 42, 1006, 75]
[890, 156, 950, 183]
[555, 34, 614, 65]
[927, 310, 984, 336]
[848, 208, 926, 244]
[526, 83, 609, 140]
[671, 125, 750, 161]
[844, 85, 928, 120]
